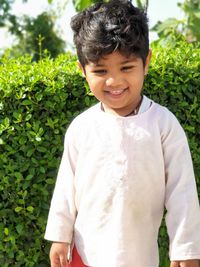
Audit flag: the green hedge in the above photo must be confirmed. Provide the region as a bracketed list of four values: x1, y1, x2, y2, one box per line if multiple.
[0, 53, 97, 267]
[0, 38, 199, 267]
[145, 39, 200, 266]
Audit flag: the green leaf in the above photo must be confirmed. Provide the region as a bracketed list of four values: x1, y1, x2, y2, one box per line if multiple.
[3, 117, 10, 127]
[37, 146, 46, 152]
[35, 92, 43, 101]
[25, 114, 32, 121]
[19, 136, 27, 145]
[0, 138, 4, 145]
[21, 99, 32, 105]
[84, 96, 90, 106]
[27, 206, 34, 212]
[46, 178, 55, 185]
[14, 172, 23, 180]
[13, 111, 22, 120]
[40, 166, 46, 174]
[0, 102, 4, 110]
[73, 0, 93, 11]
[27, 148, 35, 157]
[4, 228, 9, 236]
[35, 136, 42, 142]
[26, 174, 33, 180]
[16, 224, 24, 234]
[15, 207, 23, 213]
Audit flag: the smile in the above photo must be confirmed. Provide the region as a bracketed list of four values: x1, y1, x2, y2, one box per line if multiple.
[105, 88, 128, 96]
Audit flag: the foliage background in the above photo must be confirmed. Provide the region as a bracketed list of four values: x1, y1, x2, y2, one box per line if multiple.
[0, 38, 199, 266]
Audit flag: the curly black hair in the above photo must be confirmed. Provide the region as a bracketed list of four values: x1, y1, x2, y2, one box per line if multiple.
[70, 0, 149, 66]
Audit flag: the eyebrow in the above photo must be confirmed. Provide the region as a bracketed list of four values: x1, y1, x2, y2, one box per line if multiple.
[121, 59, 138, 64]
[92, 58, 138, 67]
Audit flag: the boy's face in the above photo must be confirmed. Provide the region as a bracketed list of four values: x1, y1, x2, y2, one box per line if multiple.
[80, 50, 151, 116]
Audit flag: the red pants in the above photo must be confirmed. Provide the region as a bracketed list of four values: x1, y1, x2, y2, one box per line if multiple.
[68, 246, 89, 267]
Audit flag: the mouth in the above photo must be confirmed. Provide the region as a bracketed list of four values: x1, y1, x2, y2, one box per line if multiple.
[105, 88, 128, 96]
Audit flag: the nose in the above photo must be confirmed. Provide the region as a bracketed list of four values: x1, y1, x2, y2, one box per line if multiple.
[106, 76, 123, 87]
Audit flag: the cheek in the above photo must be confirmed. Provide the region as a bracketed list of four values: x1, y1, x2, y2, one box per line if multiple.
[131, 72, 145, 86]
[87, 77, 104, 92]
[87, 80, 96, 92]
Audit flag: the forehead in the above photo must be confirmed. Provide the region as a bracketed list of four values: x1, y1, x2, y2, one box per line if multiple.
[88, 51, 141, 67]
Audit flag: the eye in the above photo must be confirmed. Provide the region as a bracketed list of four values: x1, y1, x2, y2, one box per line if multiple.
[92, 69, 107, 75]
[121, 66, 134, 72]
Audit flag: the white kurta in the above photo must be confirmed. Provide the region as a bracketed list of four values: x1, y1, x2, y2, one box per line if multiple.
[45, 96, 200, 267]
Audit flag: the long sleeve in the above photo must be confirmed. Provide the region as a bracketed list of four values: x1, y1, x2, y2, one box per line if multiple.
[44, 126, 77, 243]
[163, 113, 200, 260]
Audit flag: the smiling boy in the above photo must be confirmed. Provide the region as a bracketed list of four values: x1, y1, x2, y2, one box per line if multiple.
[44, 1, 200, 267]
[81, 51, 151, 117]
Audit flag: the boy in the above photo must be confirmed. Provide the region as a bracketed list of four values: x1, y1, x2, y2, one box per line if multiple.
[45, 1, 200, 266]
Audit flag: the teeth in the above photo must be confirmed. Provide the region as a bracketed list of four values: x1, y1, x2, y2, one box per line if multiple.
[110, 90, 124, 95]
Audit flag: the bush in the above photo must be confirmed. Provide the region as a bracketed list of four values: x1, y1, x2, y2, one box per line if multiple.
[144, 39, 200, 267]
[0, 38, 199, 266]
[0, 53, 96, 266]
[145, 39, 200, 192]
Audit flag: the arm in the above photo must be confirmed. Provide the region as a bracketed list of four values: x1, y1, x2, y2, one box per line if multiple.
[162, 114, 200, 262]
[45, 125, 78, 244]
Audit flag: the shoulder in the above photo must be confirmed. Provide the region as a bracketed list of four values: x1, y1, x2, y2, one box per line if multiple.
[65, 103, 101, 138]
[70, 103, 100, 127]
[150, 100, 181, 126]
[150, 100, 186, 141]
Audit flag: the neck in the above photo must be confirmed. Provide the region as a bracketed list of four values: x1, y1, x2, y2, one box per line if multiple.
[125, 97, 143, 116]
[102, 96, 143, 117]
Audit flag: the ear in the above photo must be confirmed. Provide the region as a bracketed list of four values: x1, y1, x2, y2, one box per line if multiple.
[77, 61, 86, 77]
[144, 49, 152, 75]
